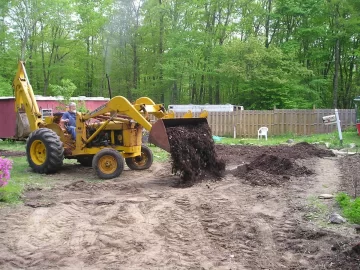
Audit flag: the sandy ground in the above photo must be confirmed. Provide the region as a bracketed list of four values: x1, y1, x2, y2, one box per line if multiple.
[0, 144, 359, 269]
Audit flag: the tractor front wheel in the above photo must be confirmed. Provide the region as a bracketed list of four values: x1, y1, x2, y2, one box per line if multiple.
[92, 149, 124, 179]
[125, 145, 153, 170]
[26, 128, 64, 174]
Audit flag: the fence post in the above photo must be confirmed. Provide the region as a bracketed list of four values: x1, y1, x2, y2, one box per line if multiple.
[232, 111, 236, 138]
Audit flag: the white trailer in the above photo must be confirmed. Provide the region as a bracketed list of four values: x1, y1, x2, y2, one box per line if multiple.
[168, 104, 244, 113]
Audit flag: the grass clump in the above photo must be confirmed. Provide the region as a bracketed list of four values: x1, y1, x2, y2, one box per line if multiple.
[336, 192, 360, 224]
[0, 156, 50, 204]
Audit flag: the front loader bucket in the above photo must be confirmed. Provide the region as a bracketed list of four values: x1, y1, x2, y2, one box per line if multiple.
[148, 118, 208, 152]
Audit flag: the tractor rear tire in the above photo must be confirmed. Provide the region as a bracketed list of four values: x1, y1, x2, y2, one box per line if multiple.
[125, 145, 153, 170]
[92, 148, 124, 179]
[26, 128, 64, 174]
[77, 155, 94, 167]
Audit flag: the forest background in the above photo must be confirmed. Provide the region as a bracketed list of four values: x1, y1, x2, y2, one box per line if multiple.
[1, 0, 360, 109]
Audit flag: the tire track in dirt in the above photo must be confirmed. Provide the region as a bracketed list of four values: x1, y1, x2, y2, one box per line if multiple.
[0, 153, 358, 269]
[196, 182, 290, 270]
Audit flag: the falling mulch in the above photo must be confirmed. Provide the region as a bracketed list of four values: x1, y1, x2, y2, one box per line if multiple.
[0, 149, 26, 157]
[166, 122, 225, 186]
[217, 142, 335, 165]
[232, 154, 313, 186]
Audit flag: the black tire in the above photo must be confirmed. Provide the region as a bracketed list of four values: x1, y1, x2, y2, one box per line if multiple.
[125, 145, 153, 170]
[77, 155, 94, 167]
[92, 148, 124, 179]
[26, 128, 64, 174]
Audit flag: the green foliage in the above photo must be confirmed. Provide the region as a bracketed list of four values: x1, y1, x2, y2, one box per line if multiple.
[1, 0, 360, 107]
[0, 75, 12, 96]
[76, 101, 89, 113]
[219, 38, 315, 109]
[0, 156, 43, 204]
[0, 182, 21, 203]
[336, 192, 360, 224]
[50, 79, 77, 104]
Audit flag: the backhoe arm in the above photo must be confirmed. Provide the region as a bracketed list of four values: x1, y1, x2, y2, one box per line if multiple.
[13, 61, 44, 132]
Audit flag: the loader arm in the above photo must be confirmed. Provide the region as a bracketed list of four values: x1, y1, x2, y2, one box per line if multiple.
[83, 96, 167, 131]
[13, 61, 44, 132]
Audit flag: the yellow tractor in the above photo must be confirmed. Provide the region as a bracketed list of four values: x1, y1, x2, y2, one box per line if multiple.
[13, 61, 208, 179]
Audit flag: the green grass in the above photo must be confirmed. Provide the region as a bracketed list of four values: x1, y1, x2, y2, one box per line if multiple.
[304, 195, 331, 222]
[336, 192, 360, 224]
[148, 145, 169, 162]
[216, 128, 360, 150]
[0, 156, 51, 204]
[0, 139, 27, 152]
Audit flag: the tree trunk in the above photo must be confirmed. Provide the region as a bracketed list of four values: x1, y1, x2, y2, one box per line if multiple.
[132, 42, 138, 90]
[86, 37, 90, 96]
[159, 0, 164, 103]
[208, 84, 213, 104]
[90, 36, 94, 96]
[344, 56, 354, 108]
[191, 78, 196, 103]
[200, 73, 205, 103]
[171, 81, 178, 104]
[333, 38, 340, 108]
[265, 0, 272, 48]
[215, 79, 220, 104]
[102, 36, 110, 97]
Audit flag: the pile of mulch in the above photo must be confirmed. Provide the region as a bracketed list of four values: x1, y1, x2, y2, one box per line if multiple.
[232, 154, 313, 186]
[0, 149, 26, 157]
[217, 142, 335, 164]
[249, 154, 313, 176]
[166, 122, 225, 186]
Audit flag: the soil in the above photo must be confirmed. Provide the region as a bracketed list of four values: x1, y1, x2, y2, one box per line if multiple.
[229, 144, 316, 186]
[338, 155, 360, 197]
[166, 122, 225, 186]
[217, 142, 335, 186]
[0, 149, 26, 157]
[0, 144, 359, 269]
[216, 142, 335, 165]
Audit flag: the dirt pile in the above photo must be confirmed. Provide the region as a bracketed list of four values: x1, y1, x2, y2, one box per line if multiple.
[0, 149, 26, 157]
[166, 122, 225, 186]
[233, 154, 313, 186]
[249, 154, 313, 176]
[290, 142, 336, 158]
[217, 142, 335, 164]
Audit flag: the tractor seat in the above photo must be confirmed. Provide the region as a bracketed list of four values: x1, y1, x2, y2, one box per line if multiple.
[53, 112, 64, 117]
[53, 112, 65, 125]
[53, 112, 72, 139]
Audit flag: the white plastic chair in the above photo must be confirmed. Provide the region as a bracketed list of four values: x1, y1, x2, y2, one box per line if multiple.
[258, 127, 268, 140]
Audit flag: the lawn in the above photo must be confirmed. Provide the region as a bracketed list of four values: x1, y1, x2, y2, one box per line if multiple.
[218, 127, 360, 150]
[0, 156, 51, 204]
